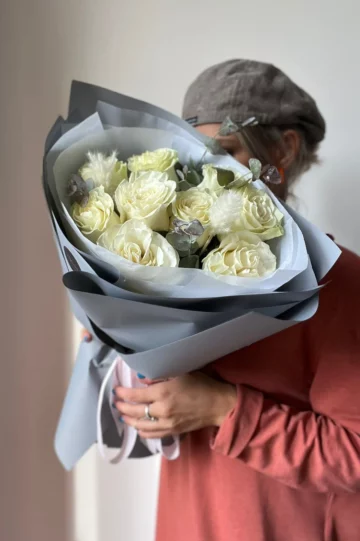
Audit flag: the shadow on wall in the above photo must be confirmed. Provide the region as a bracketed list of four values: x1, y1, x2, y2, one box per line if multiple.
[0, 1, 85, 540]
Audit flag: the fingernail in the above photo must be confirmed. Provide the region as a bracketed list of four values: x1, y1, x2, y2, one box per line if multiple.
[118, 416, 123, 423]
[137, 373, 145, 379]
[84, 334, 92, 343]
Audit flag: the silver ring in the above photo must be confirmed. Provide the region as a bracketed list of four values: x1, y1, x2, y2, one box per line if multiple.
[144, 404, 158, 422]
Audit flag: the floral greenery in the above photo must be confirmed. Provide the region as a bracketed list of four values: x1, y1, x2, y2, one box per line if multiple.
[166, 218, 204, 267]
[175, 116, 261, 194]
[67, 173, 91, 207]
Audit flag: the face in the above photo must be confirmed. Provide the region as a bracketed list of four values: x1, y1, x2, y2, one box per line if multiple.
[196, 123, 291, 200]
[196, 124, 252, 166]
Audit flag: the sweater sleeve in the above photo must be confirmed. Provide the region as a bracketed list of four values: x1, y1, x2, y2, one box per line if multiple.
[211, 264, 360, 494]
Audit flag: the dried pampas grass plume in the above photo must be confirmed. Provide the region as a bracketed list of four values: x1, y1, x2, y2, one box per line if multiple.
[209, 190, 244, 235]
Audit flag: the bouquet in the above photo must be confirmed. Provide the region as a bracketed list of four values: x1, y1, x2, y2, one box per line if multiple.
[43, 81, 341, 470]
[69, 150, 284, 282]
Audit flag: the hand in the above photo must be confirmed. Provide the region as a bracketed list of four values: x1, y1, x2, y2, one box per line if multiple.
[114, 373, 237, 439]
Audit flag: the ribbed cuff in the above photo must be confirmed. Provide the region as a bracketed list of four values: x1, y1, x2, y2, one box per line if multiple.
[210, 384, 264, 458]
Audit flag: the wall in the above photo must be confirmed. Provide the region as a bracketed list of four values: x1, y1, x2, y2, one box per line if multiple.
[0, 2, 74, 540]
[1, 1, 359, 541]
[72, 3, 360, 540]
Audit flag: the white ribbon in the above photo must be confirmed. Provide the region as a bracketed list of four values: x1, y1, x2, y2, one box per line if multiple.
[97, 356, 180, 463]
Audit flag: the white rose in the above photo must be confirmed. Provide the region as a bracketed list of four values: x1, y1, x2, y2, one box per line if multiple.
[97, 219, 179, 268]
[209, 186, 284, 240]
[114, 171, 176, 231]
[128, 148, 178, 181]
[171, 188, 217, 246]
[239, 185, 284, 240]
[79, 151, 128, 197]
[202, 231, 276, 278]
[71, 186, 120, 243]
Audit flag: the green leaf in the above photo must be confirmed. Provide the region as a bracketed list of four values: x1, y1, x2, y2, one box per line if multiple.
[203, 136, 222, 155]
[261, 165, 282, 185]
[172, 218, 188, 234]
[188, 158, 198, 170]
[67, 173, 90, 207]
[179, 255, 200, 269]
[186, 169, 203, 186]
[173, 219, 204, 238]
[166, 232, 192, 253]
[183, 221, 204, 237]
[177, 180, 193, 191]
[218, 116, 239, 136]
[216, 168, 235, 187]
[249, 158, 262, 180]
[190, 242, 200, 255]
[226, 172, 253, 190]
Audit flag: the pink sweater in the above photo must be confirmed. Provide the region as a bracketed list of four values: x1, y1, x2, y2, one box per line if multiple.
[156, 247, 360, 541]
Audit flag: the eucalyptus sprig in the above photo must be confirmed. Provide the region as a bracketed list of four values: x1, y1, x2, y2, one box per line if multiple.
[197, 115, 258, 167]
[224, 157, 262, 189]
[249, 158, 262, 180]
[224, 159, 282, 190]
[176, 163, 203, 190]
[67, 174, 92, 207]
[166, 218, 205, 268]
[260, 164, 282, 185]
[172, 218, 205, 237]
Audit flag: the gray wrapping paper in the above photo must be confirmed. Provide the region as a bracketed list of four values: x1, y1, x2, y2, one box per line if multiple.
[43, 81, 341, 469]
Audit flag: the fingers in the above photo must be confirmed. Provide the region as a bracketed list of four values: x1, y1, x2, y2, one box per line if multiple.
[138, 430, 174, 440]
[114, 381, 166, 404]
[114, 401, 152, 420]
[114, 397, 175, 436]
[113, 380, 176, 441]
[113, 385, 179, 439]
[115, 397, 164, 420]
[122, 415, 174, 435]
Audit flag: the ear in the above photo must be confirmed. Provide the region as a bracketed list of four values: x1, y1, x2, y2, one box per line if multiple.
[277, 129, 301, 169]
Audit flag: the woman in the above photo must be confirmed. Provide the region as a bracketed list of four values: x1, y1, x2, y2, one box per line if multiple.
[90, 60, 360, 541]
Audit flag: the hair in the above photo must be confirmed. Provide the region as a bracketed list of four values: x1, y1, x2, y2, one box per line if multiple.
[237, 124, 320, 191]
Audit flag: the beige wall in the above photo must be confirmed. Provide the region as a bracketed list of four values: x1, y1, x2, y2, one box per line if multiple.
[0, 2, 73, 540]
[1, 1, 359, 541]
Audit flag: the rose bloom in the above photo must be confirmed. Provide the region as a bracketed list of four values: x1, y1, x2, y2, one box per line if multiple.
[239, 185, 284, 241]
[71, 186, 120, 243]
[171, 188, 216, 247]
[202, 230, 276, 278]
[97, 219, 179, 268]
[115, 171, 176, 231]
[128, 148, 179, 181]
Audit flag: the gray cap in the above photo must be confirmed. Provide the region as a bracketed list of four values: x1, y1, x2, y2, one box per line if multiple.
[182, 59, 326, 145]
